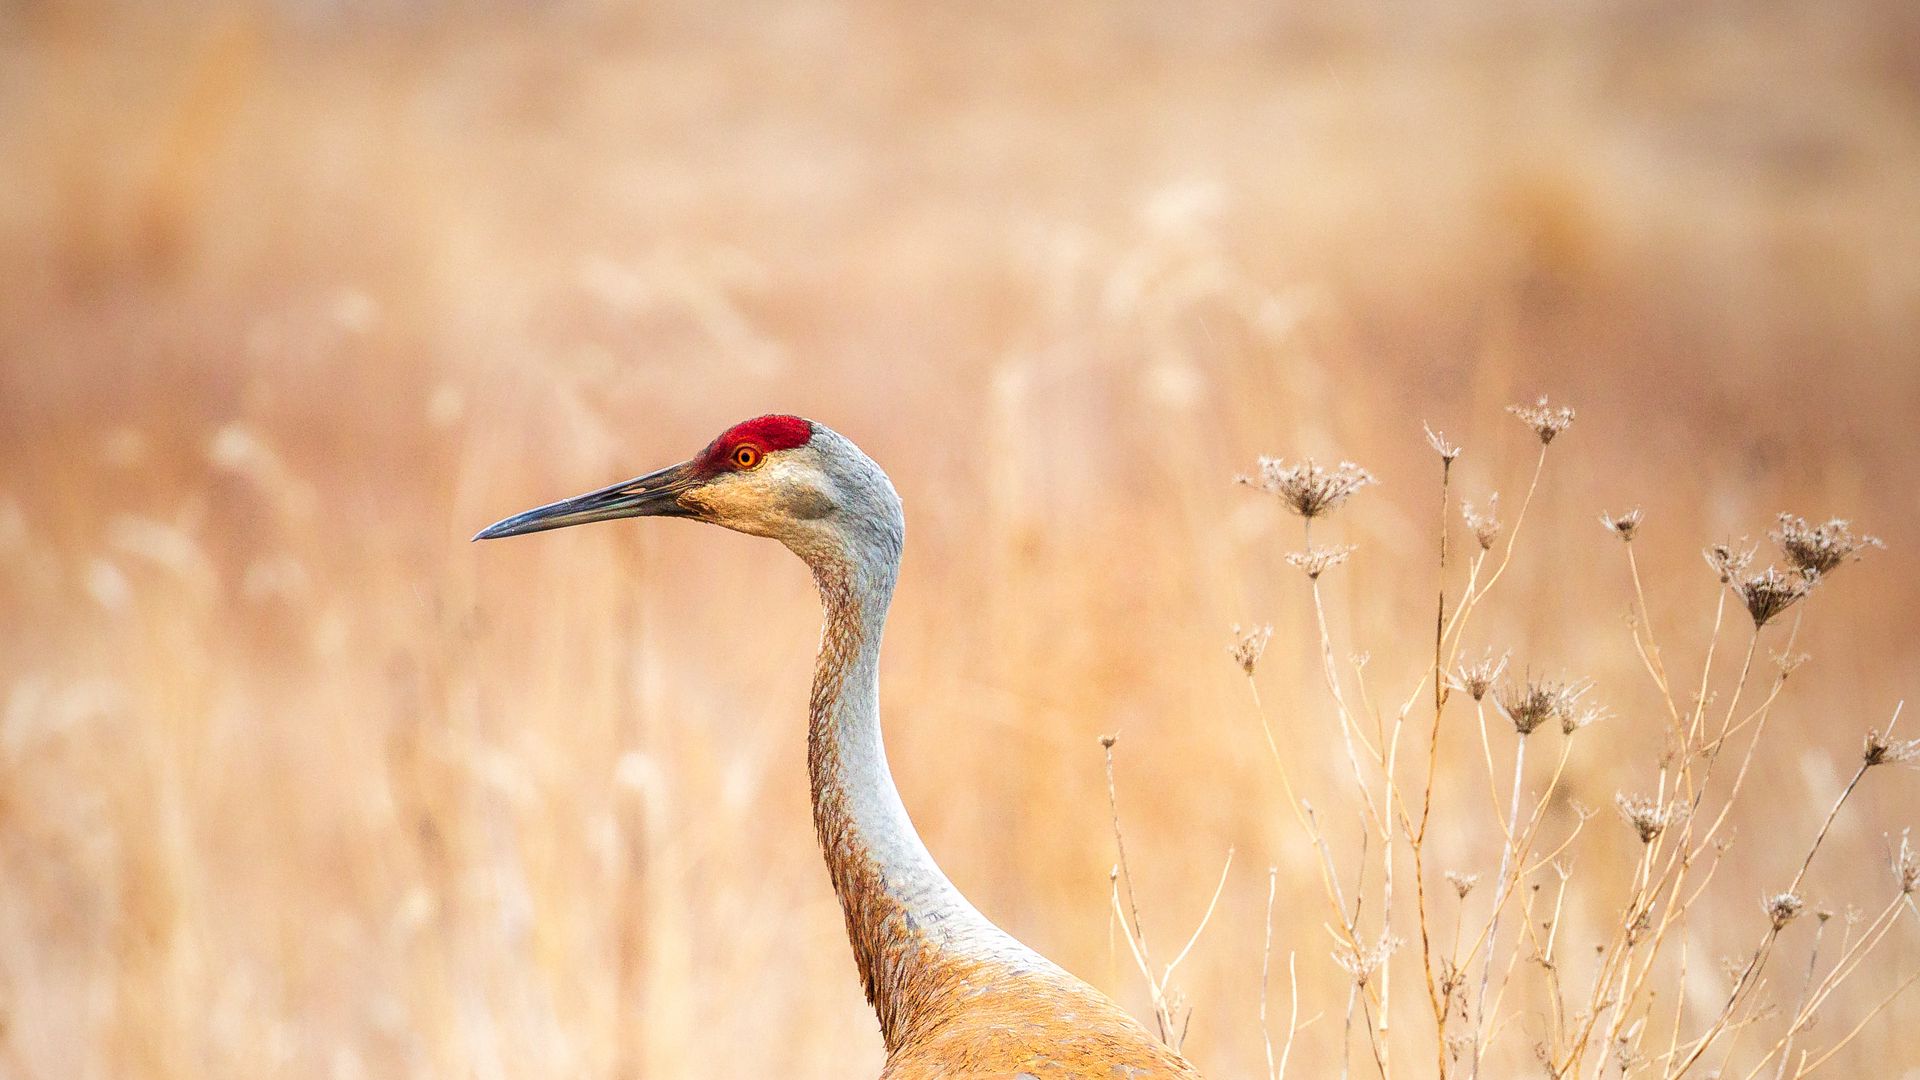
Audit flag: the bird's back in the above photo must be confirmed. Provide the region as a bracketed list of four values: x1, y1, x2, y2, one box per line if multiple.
[876, 957, 1201, 1080]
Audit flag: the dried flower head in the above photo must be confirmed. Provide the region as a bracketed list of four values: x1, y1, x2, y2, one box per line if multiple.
[1704, 542, 1756, 584]
[1446, 871, 1479, 898]
[1887, 830, 1918, 896]
[1772, 514, 1883, 577]
[1450, 649, 1510, 702]
[1496, 675, 1590, 736]
[1891, 830, 1917, 896]
[1285, 544, 1355, 580]
[1099, 733, 1117, 750]
[1773, 651, 1811, 677]
[1424, 424, 1461, 463]
[1332, 934, 1400, 988]
[1239, 457, 1378, 519]
[1616, 792, 1685, 844]
[1600, 509, 1643, 542]
[1862, 729, 1920, 769]
[1562, 706, 1609, 737]
[1462, 494, 1502, 551]
[1732, 566, 1814, 629]
[1507, 396, 1575, 445]
[1764, 892, 1804, 930]
[1227, 624, 1272, 677]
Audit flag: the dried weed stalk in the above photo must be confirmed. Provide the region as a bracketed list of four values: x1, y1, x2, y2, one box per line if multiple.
[1176, 395, 1920, 1080]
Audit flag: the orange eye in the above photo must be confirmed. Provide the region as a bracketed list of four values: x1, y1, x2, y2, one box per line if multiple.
[731, 444, 763, 470]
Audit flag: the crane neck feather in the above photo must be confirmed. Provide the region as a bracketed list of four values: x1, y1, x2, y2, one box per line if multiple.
[804, 526, 1049, 1050]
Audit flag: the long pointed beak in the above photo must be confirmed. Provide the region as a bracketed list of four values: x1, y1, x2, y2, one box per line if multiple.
[473, 461, 700, 541]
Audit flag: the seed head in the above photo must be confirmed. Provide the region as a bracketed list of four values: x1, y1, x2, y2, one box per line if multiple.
[1562, 705, 1609, 737]
[1424, 424, 1462, 463]
[1599, 509, 1643, 542]
[1332, 933, 1400, 987]
[1890, 830, 1917, 896]
[1771, 514, 1883, 577]
[1227, 624, 1272, 677]
[1615, 792, 1685, 844]
[1496, 675, 1590, 736]
[1862, 729, 1920, 769]
[1099, 733, 1117, 750]
[1704, 542, 1756, 584]
[1462, 494, 1502, 551]
[1446, 871, 1479, 898]
[1763, 892, 1804, 930]
[1239, 457, 1378, 519]
[1450, 649, 1509, 702]
[1507, 396, 1575, 445]
[1731, 566, 1814, 629]
[1285, 544, 1355, 580]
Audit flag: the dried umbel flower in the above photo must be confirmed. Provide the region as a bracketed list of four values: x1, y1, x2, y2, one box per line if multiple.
[1862, 729, 1920, 768]
[1332, 934, 1399, 987]
[1446, 871, 1479, 898]
[1284, 544, 1355, 580]
[1496, 675, 1590, 736]
[1507, 396, 1575, 445]
[1764, 892, 1804, 930]
[1773, 651, 1811, 677]
[1462, 494, 1502, 551]
[1562, 706, 1609, 736]
[1227, 623, 1272, 676]
[1703, 542, 1755, 584]
[1450, 649, 1509, 702]
[1616, 792, 1685, 844]
[1772, 514, 1883, 576]
[1891, 830, 1918, 896]
[1599, 509, 1643, 542]
[1732, 566, 1814, 629]
[1424, 424, 1461, 463]
[1238, 457, 1378, 520]
[1099, 733, 1118, 750]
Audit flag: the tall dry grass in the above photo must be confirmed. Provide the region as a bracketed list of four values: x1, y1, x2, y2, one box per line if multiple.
[2, 3, 1918, 1078]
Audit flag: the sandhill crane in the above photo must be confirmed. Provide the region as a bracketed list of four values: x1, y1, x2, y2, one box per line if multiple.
[477, 415, 1203, 1079]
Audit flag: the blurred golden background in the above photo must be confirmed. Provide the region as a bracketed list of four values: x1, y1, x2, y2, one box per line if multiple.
[2, 3, 1917, 1078]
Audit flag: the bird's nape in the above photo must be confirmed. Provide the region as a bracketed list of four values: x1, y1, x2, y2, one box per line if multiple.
[472, 460, 700, 540]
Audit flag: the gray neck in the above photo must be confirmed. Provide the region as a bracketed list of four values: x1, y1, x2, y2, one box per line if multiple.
[801, 514, 1046, 1047]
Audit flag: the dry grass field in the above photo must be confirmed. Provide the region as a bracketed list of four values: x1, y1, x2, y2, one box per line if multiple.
[3, 3, 1919, 1078]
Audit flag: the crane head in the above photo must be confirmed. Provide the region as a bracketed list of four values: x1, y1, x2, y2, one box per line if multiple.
[473, 415, 898, 562]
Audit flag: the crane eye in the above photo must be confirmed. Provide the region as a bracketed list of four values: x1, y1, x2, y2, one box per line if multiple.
[731, 444, 763, 470]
